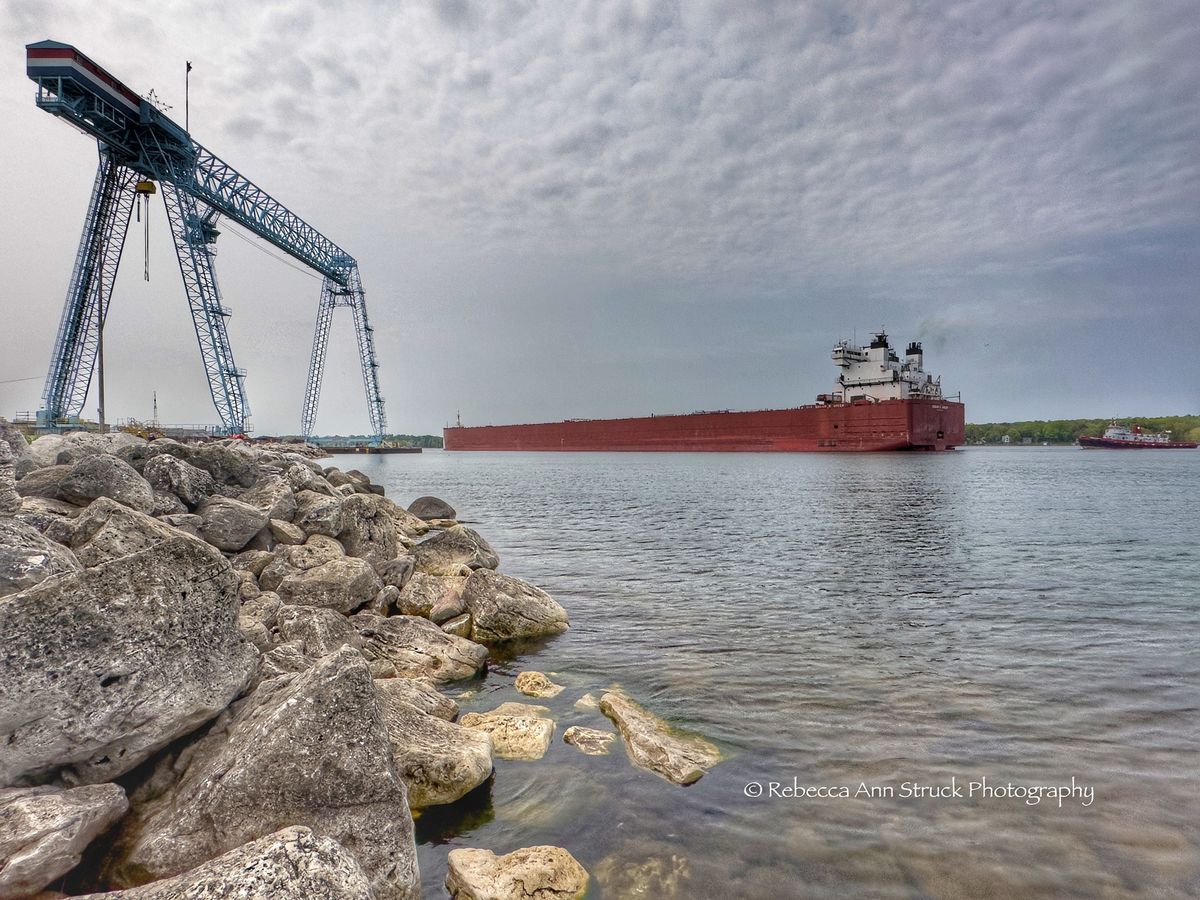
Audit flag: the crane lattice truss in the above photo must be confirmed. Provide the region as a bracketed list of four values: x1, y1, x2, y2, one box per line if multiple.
[26, 41, 387, 440]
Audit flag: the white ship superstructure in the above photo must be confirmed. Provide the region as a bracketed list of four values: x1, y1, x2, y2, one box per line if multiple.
[831, 331, 943, 403]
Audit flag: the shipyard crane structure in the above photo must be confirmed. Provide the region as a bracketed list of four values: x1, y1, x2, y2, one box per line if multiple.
[25, 41, 387, 440]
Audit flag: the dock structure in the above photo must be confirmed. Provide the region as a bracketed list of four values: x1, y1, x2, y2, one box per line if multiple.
[25, 41, 389, 442]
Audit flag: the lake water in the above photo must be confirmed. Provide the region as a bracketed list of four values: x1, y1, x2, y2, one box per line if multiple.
[348, 447, 1200, 899]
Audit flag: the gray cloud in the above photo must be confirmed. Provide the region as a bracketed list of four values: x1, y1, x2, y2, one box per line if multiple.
[1, 0, 1197, 435]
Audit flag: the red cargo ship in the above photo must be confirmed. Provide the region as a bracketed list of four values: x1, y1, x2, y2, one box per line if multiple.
[1078, 422, 1197, 449]
[445, 332, 965, 452]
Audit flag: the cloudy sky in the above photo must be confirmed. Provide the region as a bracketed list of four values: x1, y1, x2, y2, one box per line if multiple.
[1, 0, 1197, 435]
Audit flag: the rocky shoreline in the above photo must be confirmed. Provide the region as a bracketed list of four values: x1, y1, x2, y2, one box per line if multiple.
[0, 421, 719, 899]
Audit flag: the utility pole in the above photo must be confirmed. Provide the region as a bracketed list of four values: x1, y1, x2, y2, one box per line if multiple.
[96, 312, 105, 432]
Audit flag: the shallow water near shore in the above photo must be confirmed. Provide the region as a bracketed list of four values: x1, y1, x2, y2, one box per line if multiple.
[351, 446, 1200, 899]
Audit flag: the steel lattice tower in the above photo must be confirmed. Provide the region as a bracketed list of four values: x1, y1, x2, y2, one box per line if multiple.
[26, 40, 387, 441]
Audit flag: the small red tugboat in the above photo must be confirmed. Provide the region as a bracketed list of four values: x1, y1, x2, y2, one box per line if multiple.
[1078, 422, 1197, 449]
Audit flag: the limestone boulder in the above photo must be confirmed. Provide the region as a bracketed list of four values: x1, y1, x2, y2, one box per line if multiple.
[374, 677, 458, 721]
[412, 526, 497, 575]
[24, 435, 70, 469]
[149, 490, 185, 517]
[562, 726, 615, 756]
[458, 705, 555, 761]
[0, 441, 21, 517]
[0, 538, 257, 786]
[0, 784, 128, 898]
[397, 572, 467, 619]
[15, 465, 72, 501]
[441, 613, 472, 638]
[269, 517, 305, 544]
[352, 613, 487, 684]
[339, 493, 400, 568]
[141, 454, 216, 509]
[377, 691, 492, 807]
[241, 474, 297, 523]
[58, 455, 155, 513]
[294, 489, 343, 537]
[156, 512, 203, 538]
[515, 671, 564, 699]
[461, 570, 569, 644]
[198, 496, 269, 552]
[274, 604, 362, 657]
[408, 496, 456, 520]
[599, 692, 721, 786]
[446, 846, 588, 900]
[0, 421, 31, 459]
[183, 441, 260, 488]
[61, 498, 200, 567]
[103, 648, 419, 900]
[0, 518, 81, 598]
[79, 827, 374, 899]
[258, 534, 345, 591]
[276, 556, 382, 614]
[14, 497, 79, 534]
[286, 463, 336, 497]
[376, 554, 415, 591]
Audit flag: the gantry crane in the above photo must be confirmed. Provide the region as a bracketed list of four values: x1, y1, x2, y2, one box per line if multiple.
[25, 40, 387, 440]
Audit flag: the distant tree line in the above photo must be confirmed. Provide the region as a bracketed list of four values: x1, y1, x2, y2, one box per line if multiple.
[966, 416, 1200, 445]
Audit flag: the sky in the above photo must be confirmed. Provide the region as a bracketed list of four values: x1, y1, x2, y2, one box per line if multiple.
[0, 0, 1197, 435]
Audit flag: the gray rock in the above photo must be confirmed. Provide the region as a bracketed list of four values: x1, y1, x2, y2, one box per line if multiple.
[362, 584, 399, 617]
[397, 573, 467, 619]
[441, 613, 473, 638]
[79, 827, 375, 899]
[325, 468, 353, 487]
[198, 496, 269, 552]
[258, 534, 345, 591]
[339, 493, 400, 568]
[58, 455, 155, 513]
[599, 692, 721, 786]
[445, 846, 588, 900]
[156, 513, 203, 538]
[408, 496, 456, 520]
[458, 705, 555, 761]
[148, 490, 186, 517]
[277, 556, 382, 614]
[183, 441, 260, 488]
[286, 463, 336, 497]
[411, 526, 497, 575]
[562, 726, 615, 756]
[24, 435, 70, 469]
[0, 441, 21, 517]
[0, 420, 31, 459]
[377, 691, 492, 807]
[376, 554, 415, 591]
[0, 538, 257, 786]
[373, 677, 458, 722]
[63, 497, 202, 567]
[241, 474, 297, 522]
[461, 570, 569, 644]
[269, 517, 306, 544]
[0, 783, 128, 898]
[259, 643, 314, 680]
[15, 465, 72, 501]
[275, 604, 362, 657]
[141, 454, 216, 509]
[352, 613, 488, 684]
[14, 497, 79, 534]
[294, 489, 344, 537]
[104, 648, 419, 900]
[0, 518, 81, 598]
[231, 548, 274, 576]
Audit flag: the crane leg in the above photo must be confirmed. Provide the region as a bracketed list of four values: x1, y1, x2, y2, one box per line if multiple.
[39, 146, 136, 426]
[300, 279, 336, 440]
[161, 182, 249, 435]
[347, 266, 388, 442]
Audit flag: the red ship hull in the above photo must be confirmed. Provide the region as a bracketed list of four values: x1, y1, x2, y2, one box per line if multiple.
[1078, 436, 1197, 449]
[444, 398, 965, 452]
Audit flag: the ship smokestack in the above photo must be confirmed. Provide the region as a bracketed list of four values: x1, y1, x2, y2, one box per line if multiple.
[906, 341, 923, 367]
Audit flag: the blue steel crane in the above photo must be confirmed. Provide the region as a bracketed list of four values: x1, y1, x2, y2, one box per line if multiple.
[25, 41, 387, 440]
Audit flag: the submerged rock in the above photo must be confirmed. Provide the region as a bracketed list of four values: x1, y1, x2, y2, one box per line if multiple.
[58, 455, 155, 513]
[104, 648, 419, 900]
[377, 691, 492, 807]
[0, 538, 257, 786]
[459, 705, 555, 761]
[81, 827, 374, 899]
[461, 570, 569, 643]
[352, 613, 488, 684]
[0, 518, 80, 598]
[412, 526, 498, 575]
[515, 671, 564, 698]
[563, 726, 615, 756]
[599, 692, 721, 786]
[408, 496, 456, 521]
[446, 846, 588, 900]
[0, 783, 128, 898]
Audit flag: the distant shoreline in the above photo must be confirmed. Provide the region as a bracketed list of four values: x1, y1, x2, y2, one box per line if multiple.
[966, 416, 1200, 446]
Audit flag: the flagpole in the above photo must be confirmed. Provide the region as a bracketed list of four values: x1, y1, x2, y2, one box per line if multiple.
[185, 61, 191, 133]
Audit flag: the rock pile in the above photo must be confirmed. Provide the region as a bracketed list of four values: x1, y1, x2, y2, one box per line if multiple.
[0, 424, 581, 898]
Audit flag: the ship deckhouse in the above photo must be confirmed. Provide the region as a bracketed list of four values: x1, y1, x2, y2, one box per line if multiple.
[831, 331, 943, 403]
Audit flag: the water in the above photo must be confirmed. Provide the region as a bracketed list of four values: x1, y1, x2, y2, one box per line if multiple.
[347, 447, 1200, 899]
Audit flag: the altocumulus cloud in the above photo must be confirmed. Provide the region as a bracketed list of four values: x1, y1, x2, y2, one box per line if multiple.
[1, 0, 1197, 430]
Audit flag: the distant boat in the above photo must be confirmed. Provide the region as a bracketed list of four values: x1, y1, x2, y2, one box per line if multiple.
[1078, 422, 1197, 449]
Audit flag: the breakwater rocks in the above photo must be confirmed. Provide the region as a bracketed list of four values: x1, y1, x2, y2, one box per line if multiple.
[0, 424, 720, 898]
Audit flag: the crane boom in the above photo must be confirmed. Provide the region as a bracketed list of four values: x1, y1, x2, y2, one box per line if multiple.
[26, 40, 387, 439]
